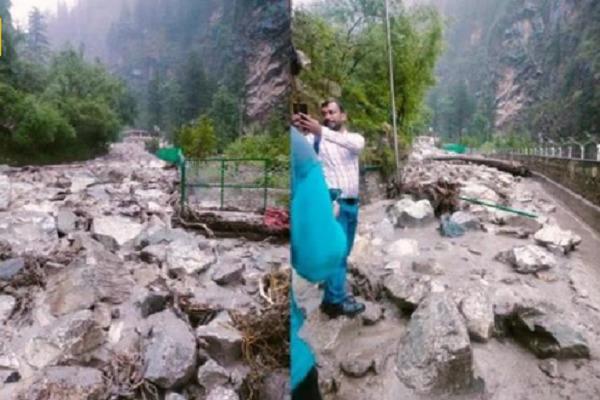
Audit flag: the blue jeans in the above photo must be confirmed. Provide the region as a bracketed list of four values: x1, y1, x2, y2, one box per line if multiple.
[323, 196, 359, 305]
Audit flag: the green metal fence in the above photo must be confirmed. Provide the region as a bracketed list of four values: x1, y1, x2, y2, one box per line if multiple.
[181, 157, 289, 211]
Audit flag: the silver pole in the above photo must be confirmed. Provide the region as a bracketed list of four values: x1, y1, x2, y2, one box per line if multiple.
[385, 0, 400, 182]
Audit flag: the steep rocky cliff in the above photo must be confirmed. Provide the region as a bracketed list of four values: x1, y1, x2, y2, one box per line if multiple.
[428, 0, 600, 140]
[236, 1, 292, 123]
[48, 0, 292, 129]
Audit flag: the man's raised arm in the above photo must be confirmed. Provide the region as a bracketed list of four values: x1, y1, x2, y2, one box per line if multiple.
[321, 127, 365, 154]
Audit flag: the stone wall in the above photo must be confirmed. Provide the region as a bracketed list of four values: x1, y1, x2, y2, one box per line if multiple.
[494, 154, 600, 233]
[498, 155, 600, 207]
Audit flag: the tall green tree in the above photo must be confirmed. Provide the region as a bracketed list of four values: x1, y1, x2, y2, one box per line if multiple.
[210, 85, 241, 151]
[146, 71, 163, 129]
[178, 52, 215, 122]
[176, 115, 217, 159]
[448, 79, 475, 140]
[293, 0, 443, 142]
[0, 0, 16, 79]
[26, 7, 49, 64]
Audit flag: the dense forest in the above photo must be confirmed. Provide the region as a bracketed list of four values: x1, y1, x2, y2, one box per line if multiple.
[0, 0, 134, 164]
[293, 0, 443, 173]
[47, 0, 292, 160]
[1, 0, 291, 165]
[425, 0, 600, 149]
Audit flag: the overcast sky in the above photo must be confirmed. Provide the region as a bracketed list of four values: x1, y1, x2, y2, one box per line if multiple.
[11, 0, 76, 29]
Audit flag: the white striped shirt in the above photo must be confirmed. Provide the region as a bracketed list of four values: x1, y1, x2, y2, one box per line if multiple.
[305, 127, 365, 199]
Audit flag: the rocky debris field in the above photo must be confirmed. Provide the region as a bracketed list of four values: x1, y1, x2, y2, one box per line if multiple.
[294, 139, 600, 400]
[0, 139, 290, 400]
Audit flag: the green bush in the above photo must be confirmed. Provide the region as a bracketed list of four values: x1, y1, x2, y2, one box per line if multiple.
[176, 115, 217, 159]
[224, 133, 289, 190]
[13, 95, 75, 151]
[224, 133, 288, 161]
[60, 98, 120, 152]
[0, 83, 24, 132]
[0, 48, 136, 165]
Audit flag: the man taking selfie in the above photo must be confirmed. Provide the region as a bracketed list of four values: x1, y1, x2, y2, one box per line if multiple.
[292, 99, 366, 318]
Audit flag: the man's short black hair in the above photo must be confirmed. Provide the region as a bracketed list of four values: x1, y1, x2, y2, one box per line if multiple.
[321, 99, 345, 113]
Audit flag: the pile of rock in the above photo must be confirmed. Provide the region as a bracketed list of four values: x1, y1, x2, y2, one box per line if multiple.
[0, 141, 290, 400]
[295, 137, 595, 400]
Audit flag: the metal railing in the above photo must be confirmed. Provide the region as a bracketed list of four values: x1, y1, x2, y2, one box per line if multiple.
[181, 157, 289, 211]
[457, 138, 600, 208]
[488, 137, 600, 163]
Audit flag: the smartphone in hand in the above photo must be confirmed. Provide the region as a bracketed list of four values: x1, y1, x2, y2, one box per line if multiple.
[293, 103, 308, 115]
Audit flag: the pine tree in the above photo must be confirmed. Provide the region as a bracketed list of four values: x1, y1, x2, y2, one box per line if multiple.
[210, 85, 241, 151]
[0, 0, 16, 78]
[449, 80, 475, 141]
[147, 70, 163, 130]
[26, 7, 49, 64]
[178, 52, 216, 122]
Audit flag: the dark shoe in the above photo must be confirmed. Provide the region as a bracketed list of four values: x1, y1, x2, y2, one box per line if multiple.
[320, 298, 365, 318]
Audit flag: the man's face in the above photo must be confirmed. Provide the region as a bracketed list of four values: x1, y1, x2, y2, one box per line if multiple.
[321, 102, 346, 131]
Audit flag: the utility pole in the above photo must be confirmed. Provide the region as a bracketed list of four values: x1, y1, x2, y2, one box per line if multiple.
[385, 0, 401, 182]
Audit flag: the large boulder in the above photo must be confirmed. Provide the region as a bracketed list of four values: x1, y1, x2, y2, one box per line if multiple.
[387, 198, 435, 228]
[506, 306, 590, 359]
[56, 209, 78, 236]
[143, 310, 197, 389]
[496, 245, 557, 274]
[396, 292, 474, 394]
[19, 366, 105, 400]
[196, 313, 243, 366]
[449, 211, 481, 231]
[383, 273, 432, 312]
[534, 225, 581, 254]
[25, 310, 105, 369]
[165, 238, 214, 276]
[68, 172, 97, 193]
[45, 252, 133, 317]
[197, 359, 230, 393]
[212, 262, 245, 286]
[0, 211, 58, 255]
[92, 215, 144, 248]
[460, 183, 500, 204]
[458, 287, 494, 342]
[190, 283, 254, 313]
